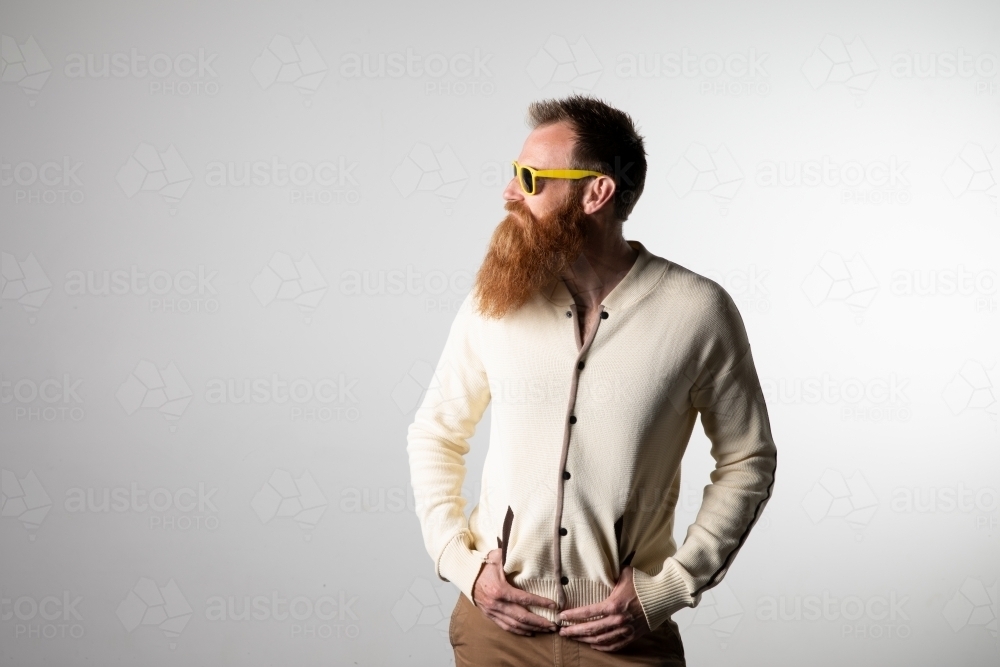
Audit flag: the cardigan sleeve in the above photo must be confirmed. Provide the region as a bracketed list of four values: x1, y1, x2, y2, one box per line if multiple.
[632, 285, 778, 630]
[406, 292, 493, 603]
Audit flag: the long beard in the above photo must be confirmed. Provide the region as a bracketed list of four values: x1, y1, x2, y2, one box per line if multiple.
[472, 194, 588, 320]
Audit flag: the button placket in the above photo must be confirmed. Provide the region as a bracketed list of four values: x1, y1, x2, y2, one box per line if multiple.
[552, 304, 608, 608]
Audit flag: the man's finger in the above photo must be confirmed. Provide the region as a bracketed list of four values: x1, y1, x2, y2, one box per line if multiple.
[593, 638, 634, 652]
[558, 601, 611, 623]
[558, 615, 621, 638]
[486, 611, 530, 635]
[494, 600, 557, 631]
[501, 586, 557, 610]
[493, 609, 539, 635]
[592, 628, 637, 653]
[488, 612, 534, 636]
[570, 625, 630, 646]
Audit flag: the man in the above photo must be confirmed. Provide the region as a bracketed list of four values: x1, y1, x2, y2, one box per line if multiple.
[407, 94, 777, 666]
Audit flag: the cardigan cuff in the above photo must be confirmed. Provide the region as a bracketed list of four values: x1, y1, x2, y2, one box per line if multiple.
[632, 558, 696, 630]
[437, 532, 488, 605]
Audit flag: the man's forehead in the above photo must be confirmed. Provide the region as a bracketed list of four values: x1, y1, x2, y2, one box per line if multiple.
[519, 121, 576, 166]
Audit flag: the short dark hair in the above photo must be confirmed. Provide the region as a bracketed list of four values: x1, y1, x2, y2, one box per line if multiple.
[526, 94, 647, 222]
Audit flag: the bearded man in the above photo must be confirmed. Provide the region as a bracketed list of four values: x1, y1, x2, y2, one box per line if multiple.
[407, 94, 777, 667]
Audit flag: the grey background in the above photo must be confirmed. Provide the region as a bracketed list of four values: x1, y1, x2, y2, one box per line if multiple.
[0, 0, 997, 665]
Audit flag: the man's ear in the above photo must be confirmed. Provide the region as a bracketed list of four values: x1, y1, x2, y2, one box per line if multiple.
[582, 175, 616, 216]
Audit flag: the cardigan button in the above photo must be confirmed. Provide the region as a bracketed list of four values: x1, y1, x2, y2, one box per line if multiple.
[601, 311, 609, 319]
[569, 415, 577, 424]
[562, 470, 571, 480]
[565, 311, 572, 318]
[559, 527, 568, 536]
[577, 361, 585, 370]
[560, 576, 569, 585]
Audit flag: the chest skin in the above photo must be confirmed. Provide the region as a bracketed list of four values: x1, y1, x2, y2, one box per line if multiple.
[575, 304, 601, 346]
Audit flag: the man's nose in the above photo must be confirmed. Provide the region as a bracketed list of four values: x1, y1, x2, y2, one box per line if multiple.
[503, 177, 524, 202]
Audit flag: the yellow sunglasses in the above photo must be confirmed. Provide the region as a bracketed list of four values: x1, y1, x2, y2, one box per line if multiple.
[511, 160, 604, 195]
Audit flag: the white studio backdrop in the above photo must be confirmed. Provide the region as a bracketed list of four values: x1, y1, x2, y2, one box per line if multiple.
[0, 1, 997, 665]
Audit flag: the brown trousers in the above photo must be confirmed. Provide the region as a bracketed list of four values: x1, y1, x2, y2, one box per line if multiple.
[450, 593, 686, 667]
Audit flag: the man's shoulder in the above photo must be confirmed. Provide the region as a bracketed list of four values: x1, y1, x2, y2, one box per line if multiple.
[656, 258, 737, 316]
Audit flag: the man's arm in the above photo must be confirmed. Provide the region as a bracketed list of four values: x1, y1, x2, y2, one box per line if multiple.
[631, 285, 778, 631]
[406, 293, 493, 601]
[407, 293, 558, 633]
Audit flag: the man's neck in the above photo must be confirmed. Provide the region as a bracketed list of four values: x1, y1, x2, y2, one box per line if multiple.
[559, 237, 638, 312]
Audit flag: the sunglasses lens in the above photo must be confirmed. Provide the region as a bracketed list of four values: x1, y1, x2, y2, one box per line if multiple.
[519, 168, 533, 194]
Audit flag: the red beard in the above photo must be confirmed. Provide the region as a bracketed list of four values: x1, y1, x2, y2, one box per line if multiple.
[472, 193, 588, 320]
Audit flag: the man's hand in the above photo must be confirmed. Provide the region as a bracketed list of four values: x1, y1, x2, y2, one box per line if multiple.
[557, 566, 651, 651]
[472, 548, 558, 636]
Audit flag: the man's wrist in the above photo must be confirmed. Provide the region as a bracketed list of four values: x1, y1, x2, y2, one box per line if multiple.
[437, 532, 489, 605]
[631, 560, 695, 630]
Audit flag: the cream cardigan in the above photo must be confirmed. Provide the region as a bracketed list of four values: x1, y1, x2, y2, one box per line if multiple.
[406, 239, 777, 630]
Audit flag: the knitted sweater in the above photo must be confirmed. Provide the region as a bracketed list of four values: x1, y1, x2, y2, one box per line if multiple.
[406, 239, 777, 630]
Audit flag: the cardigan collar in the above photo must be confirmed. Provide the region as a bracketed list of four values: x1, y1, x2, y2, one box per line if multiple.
[539, 239, 668, 312]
